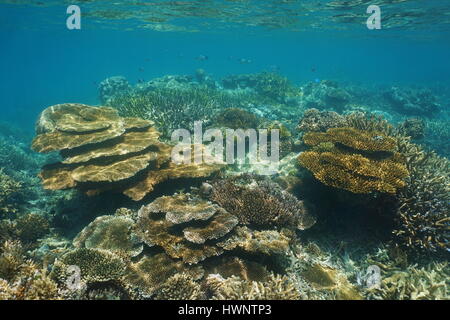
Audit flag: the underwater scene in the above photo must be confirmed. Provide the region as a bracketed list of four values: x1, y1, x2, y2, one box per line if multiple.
[0, 0, 449, 302]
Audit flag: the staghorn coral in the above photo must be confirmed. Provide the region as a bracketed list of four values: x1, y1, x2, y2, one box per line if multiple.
[298, 127, 409, 194]
[73, 215, 143, 258]
[98, 76, 131, 105]
[397, 118, 425, 140]
[0, 240, 25, 281]
[0, 239, 61, 300]
[32, 103, 222, 201]
[366, 262, 449, 300]
[206, 273, 301, 300]
[209, 175, 316, 230]
[0, 168, 22, 217]
[136, 193, 238, 264]
[393, 138, 450, 253]
[108, 87, 220, 139]
[14, 213, 50, 243]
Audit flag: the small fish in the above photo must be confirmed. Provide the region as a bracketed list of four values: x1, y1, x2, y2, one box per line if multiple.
[138, 67, 144, 72]
[311, 67, 316, 72]
[372, 135, 384, 141]
[314, 78, 321, 83]
[239, 58, 252, 64]
[195, 55, 209, 61]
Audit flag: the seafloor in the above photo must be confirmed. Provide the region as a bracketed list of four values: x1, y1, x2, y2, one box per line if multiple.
[0, 72, 449, 300]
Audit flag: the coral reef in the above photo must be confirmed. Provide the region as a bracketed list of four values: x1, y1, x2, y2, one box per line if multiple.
[14, 213, 50, 243]
[136, 193, 238, 264]
[51, 248, 126, 284]
[206, 273, 300, 300]
[298, 127, 409, 194]
[300, 80, 351, 112]
[209, 175, 315, 229]
[122, 253, 204, 298]
[397, 118, 425, 140]
[0, 169, 22, 217]
[73, 215, 143, 257]
[212, 108, 261, 129]
[108, 87, 221, 138]
[31, 103, 222, 201]
[98, 76, 131, 105]
[383, 86, 440, 117]
[393, 139, 450, 253]
[0, 240, 60, 300]
[153, 273, 203, 300]
[297, 108, 348, 133]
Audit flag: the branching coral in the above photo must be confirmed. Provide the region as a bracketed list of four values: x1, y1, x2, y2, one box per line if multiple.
[208, 175, 316, 230]
[108, 87, 221, 138]
[31, 103, 222, 201]
[153, 273, 203, 300]
[383, 86, 440, 117]
[298, 127, 409, 194]
[0, 240, 60, 300]
[393, 138, 450, 253]
[0, 168, 22, 217]
[14, 213, 50, 243]
[212, 108, 261, 129]
[206, 273, 301, 300]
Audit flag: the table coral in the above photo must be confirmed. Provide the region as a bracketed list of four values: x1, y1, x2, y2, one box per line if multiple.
[73, 215, 143, 257]
[31, 103, 222, 201]
[298, 127, 409, 194]
[136, 193, 238, 264]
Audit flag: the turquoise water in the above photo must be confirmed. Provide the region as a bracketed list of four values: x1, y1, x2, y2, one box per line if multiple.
[1, 1, 450, 126]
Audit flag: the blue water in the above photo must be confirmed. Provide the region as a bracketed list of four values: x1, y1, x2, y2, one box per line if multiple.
[1, 1, 450, 129]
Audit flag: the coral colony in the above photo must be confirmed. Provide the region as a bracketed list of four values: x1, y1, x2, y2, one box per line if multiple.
[0, 69, 448, 300]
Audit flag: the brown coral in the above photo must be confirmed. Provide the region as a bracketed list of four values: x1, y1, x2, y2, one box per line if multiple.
[298, 127, 408, 194]
[122, 253, 204, 298]
[209, 175, 316, 230]
[32, 104, 222, 201]
[136, 193, 238, 264]
[73, 215, 143, 257]
[206, 273, 301, 300]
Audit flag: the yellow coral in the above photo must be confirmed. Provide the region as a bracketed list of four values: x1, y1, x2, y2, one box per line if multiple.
[32, 104, 222, 201]
[299, 127, 408, 194]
